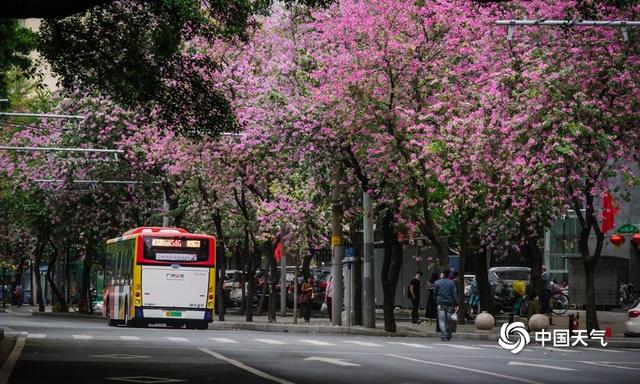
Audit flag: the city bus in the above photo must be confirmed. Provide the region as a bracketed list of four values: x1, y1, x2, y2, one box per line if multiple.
[104, 227, 216, 329]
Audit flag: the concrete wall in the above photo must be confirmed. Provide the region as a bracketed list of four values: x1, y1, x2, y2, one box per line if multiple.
[568, 256, 626, 307]
[373, 245, 441, 309]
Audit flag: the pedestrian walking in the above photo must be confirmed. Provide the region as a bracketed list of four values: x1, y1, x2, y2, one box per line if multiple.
[424, 272, 438, 320]
[299, 276, 314, 322]
[408, 271, 422, 323]
[325, 275, 333, 321]
[435, 269, 458, 341]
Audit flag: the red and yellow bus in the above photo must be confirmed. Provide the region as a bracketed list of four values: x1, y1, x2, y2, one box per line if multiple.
[104, 227, 216, 329]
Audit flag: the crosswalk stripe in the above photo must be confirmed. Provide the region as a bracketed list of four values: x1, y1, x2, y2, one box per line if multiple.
[299, 340, 335, 346]
[26, 334, 46, 339]
[210, 338, 239, 344]
[119, 336, 141, 341]
[73, 335, 93, 340]
[255, 339, 287, 345]
[434, 343, 482, 350]
[343, 341, 383, 347]
[166, 337, 190, 342]
[387, 342, 433, 349]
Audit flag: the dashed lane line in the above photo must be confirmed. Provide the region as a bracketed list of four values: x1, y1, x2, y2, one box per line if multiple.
[343, 341, 383, 347]
[210, 338, 239, 344]
[119, 336, 141, 341]
[434, 343, 482, 350]
[580, 361, 640, 371]
[26, 333, 46, 339]
[72, 335, 93, 340]
[200, 348, 295, 384]
[165, 337, 190, 342]
[298, 340, 335, 346]
[255, 339, 287, 345]
[386, 354, 544, 384]
[387, 342, 433, 349]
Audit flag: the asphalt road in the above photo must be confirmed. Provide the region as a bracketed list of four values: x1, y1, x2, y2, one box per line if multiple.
[1, 312, 639, 384]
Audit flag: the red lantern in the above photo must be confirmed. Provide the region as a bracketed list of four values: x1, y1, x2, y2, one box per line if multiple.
[632, 233, 640, 246]
[610, 234, 625, 246]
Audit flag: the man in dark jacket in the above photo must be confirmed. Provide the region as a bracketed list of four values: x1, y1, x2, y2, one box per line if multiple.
[435, 269, 458, 341]
[408, 271, 422, 323]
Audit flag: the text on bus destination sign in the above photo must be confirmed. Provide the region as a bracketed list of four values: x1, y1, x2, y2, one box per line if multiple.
[151, 238, 201, 248]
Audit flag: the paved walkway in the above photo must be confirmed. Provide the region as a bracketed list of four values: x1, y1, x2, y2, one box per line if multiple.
[1, 305, 633, 338]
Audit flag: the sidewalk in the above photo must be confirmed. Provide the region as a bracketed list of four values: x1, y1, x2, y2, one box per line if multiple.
[4, 305, 639, 348]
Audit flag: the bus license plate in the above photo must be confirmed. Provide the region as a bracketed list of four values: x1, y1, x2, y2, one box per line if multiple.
[165, 311, 182, 318]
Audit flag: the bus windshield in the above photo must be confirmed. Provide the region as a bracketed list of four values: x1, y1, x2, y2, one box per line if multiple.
[143, 237, 210, 263]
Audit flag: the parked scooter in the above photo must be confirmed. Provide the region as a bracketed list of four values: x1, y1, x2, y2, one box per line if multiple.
[493, 279, 527, 316]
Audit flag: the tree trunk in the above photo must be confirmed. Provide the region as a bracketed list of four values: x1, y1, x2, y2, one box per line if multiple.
[584, 259, 599, 331]
[381, 209, 403, 332]
[34, 234, 46, 312]
[574, 189, 603, 333]
[213, 208, 226, 320]
[524, 239, 543, 297]
[244, 229, 254, 322]
[45, 241, 67, 312]
[301, 251, 312, 280]
[475, 250, 493, 314]
[267, 242, 278, 322]
[80, 242, 94, 314]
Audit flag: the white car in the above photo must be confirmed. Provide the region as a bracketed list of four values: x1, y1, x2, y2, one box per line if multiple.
[624, 298, 640, 336]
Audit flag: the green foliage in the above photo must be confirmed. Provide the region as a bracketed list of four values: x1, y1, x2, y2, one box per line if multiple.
[0, 20, 37, 110]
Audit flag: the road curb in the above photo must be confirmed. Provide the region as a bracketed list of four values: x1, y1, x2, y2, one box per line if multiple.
[208, 321, 501, 340]
[31, 311, 103, 320]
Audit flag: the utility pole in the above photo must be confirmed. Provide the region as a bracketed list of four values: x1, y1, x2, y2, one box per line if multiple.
[331, 166, 344, 326]
[363, 192, 375, 328]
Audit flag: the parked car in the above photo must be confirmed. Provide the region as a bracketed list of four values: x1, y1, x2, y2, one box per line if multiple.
[624, 297, 640, 337]
[489, 266, 531, 287]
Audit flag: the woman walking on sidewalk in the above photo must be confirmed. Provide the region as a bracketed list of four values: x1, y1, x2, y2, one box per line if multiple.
[325, 275, 333, 322]
[299, 277, 314, 322]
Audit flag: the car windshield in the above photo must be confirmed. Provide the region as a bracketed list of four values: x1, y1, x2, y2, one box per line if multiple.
[495, 270, 530, 280]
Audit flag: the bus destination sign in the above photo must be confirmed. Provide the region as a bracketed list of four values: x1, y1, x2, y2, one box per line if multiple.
[151, 238, 201, 248]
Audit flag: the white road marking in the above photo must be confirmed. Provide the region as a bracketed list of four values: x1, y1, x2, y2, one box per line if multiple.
[304, 356, 361, 367]
[200, 348, 295, 384]
[255, 339, 287, 345]
[386, 354, 543, 384]
[343, 341, 383, 347]
[90, 354, 149, 360]
[26, 333, 46, 339]
[387, 342, 433, 349]
[166, 337, 190, 343]
[533, 346, 580, 353]
[0, 335, 26, 384]
[107, 376, 185, 383]
[73, 335, 93, 340]
[508, 361, 577, 371]
[580, 361, 640, 371]
[298, 340, 335, 346]
[119, 336, 141, 341]
[586, 348, 624, 353]
[434, 343, 482, 350]
[210, 338, 238, 344]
